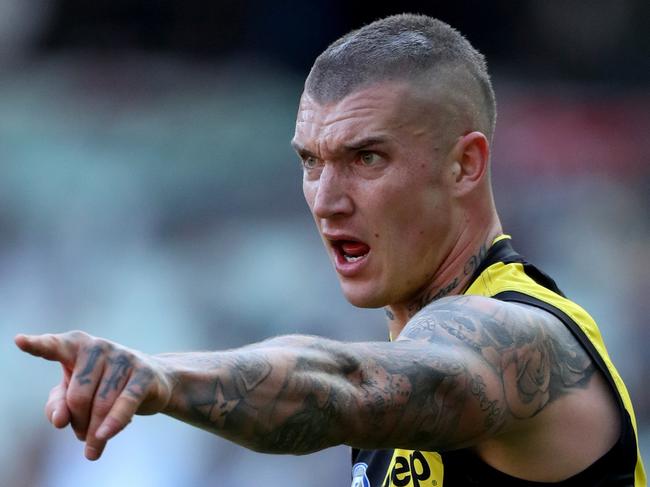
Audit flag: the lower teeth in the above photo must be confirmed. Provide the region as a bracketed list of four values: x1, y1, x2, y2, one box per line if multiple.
[344, 255, 365, 262]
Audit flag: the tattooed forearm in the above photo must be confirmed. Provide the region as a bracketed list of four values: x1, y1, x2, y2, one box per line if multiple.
[161, 338, 476, 453]
[194, 380, 241, 428]
[160, 295, 594, 455]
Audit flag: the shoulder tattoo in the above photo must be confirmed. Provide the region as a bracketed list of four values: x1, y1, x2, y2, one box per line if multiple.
[401, 296, 595, 420]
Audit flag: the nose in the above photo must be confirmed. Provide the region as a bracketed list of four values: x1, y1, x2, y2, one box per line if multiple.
[309, 163, 354, 219]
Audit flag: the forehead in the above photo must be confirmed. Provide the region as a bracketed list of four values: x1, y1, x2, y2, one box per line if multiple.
[293, 82, 433, 155]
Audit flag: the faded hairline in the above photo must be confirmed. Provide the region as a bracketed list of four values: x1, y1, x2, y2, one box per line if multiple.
[304, 14, 496, 141]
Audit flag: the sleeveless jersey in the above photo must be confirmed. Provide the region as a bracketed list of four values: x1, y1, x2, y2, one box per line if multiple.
[351, 236, 646, 487]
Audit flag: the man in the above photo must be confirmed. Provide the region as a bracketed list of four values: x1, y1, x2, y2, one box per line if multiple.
[15, 14, 645, 486]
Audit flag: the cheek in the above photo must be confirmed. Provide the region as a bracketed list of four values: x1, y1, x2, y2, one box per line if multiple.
[366, 192, 421, 248]
[302, 180, 316, 212]
[381, 180, 442, 222]
[375, 183, 450, 250]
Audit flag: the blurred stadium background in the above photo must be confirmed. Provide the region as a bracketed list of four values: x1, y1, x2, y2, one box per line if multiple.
[1, 1, 648, 485]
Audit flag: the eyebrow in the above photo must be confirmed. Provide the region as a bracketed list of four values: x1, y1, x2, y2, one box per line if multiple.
[291, 136, 388, 158]
[341, 136, 387, 152]
[290, 140, 313, 157]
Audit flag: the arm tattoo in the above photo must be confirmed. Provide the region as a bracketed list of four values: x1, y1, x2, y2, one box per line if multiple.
[194, 380, 241, 428]
[167, 296, 594, 454]
[470, 374, 502, 429]
[402, 296, 595, 420]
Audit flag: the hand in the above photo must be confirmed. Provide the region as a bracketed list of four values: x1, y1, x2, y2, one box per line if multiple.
[15, 331, 174, 460]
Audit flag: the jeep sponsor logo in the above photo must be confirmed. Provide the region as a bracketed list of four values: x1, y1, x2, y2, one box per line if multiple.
[383, 451, 438, 487]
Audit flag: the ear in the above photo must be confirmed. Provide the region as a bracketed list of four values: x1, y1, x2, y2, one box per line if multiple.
[448, 131, 490, 196]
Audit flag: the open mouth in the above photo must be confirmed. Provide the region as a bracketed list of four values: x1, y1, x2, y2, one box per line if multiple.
[331, 239, 371, 263]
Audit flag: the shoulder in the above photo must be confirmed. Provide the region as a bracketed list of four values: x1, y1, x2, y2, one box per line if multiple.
[400, 294, 573, 350]
[397, 296, 623, 479]
[398, 295, 596, 418]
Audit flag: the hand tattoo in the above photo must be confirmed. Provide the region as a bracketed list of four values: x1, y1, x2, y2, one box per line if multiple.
[99, 354, 133, 399]
[75, 345, 104, 385]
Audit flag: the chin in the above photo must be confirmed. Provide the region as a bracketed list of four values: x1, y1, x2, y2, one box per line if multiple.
[339, 281, 388, 309]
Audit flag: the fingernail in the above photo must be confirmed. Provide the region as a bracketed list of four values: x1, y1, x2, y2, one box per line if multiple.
[96, 424, 110, 440]
[51, 410, 59, 425]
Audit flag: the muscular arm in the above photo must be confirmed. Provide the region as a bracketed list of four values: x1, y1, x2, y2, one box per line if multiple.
[160, 336, 469, 454]
[15, 295, 595, 459]
[160, 296, 593, 453]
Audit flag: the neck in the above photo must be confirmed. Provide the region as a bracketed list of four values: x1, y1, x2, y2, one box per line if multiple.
[385, 217, 502, 339]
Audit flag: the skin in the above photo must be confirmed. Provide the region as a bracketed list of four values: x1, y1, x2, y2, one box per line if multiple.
[14, 80, 619, 482]
[294, 81, 500, 334]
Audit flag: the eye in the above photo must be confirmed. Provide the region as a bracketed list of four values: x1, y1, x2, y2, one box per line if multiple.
[302, 156, 320, 170]
[359, 152, 379, 166]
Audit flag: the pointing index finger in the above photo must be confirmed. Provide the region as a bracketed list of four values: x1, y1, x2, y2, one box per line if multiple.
[15, 332, 85, 367]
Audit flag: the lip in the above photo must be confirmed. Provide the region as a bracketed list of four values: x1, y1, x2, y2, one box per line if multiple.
[322, 232, 371, 278]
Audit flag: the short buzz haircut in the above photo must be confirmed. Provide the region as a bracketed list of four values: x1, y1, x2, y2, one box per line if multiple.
[305, 14, 497, 140]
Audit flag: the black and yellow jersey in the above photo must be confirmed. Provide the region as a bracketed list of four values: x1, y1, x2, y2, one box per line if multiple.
[351, 236, 646, 487]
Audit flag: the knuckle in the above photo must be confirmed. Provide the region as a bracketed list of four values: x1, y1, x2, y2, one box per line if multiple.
[97, 390, 119, 407]
[42, 333, 60, 348]
[105, 414, 128, 432]
[66, 390, 92, 411]
[113, 350, 135, 367]
[89, 338, 117, 355]
[68, 330, 89, 339]
[92, 398, 114, 417]
[120, 393, 141, 409]
[65, 330, 90, 343]
[112, 396, 140, 422]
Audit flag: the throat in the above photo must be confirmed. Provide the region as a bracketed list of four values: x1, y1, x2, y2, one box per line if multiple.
[386, 237, 494, 334]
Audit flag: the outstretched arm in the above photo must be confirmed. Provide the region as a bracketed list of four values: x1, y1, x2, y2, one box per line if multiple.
[15, 295, 594, 460]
